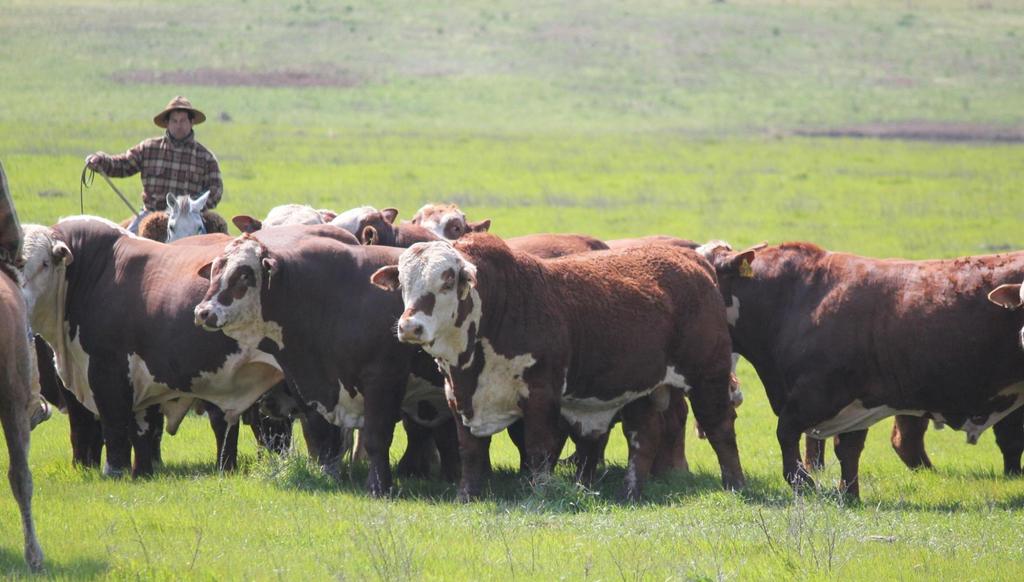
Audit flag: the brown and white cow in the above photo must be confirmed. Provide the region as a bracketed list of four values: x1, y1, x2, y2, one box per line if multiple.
[330, 206, 397, 241]
[411, 203, 491, 240]
[193, 225, 458, 494]
[232, 203, 337, 234]
[701, 240, 1024, 499]
[606, 235, 700, 251]
[19, 218, 356, 477]
[372, 233, 745, 501]
[0, 162, 44, 572]
[409, 203, 604, 258]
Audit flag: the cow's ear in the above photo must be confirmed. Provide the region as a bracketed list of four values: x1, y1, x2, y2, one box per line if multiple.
[361, 225, 379, 245]
[457, 263, 477, 300]
[468, 219, 491, 233]
[370, 266, 400, 291]
[197, 261, 213, 280]
[52, 241, 73, 266]
[381, 208, 399, 224]
[988, 284, 1023, 309]
[232, 215, 262, 233]
[318, 209, 337, 223]
[730, 249, 757, 278]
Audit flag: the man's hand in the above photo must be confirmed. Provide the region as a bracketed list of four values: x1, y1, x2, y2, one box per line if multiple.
[85, 154, 103, 171]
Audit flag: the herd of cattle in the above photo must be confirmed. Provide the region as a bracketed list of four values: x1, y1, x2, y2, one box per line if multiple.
[4, 161, 1024, 572]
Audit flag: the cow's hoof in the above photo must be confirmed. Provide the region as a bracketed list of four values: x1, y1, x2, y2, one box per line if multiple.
[396, 460, 430, 480]
[102, 464, 127, 479]
[788, 468, 816, 493]
[320, 462, 342, 482]
[723, 475, 746, 491]
[368, 486, 392, 499]
[24, 540, 44, 573]
[457, 486, 482, 503]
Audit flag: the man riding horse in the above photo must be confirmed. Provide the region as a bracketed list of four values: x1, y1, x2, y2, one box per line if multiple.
[85, 96, 223, 233]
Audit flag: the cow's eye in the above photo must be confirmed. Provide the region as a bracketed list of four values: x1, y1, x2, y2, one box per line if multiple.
[441, 280, 454, 292]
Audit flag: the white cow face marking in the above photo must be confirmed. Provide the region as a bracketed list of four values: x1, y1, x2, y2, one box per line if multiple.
[262, 204, 324, 228]
[19, 225, 73, 323]
[412, 204, 490, 240]
[413, 205, 468, 240]
[165, 191, 209, 242]
[194, 237, 282, 348]
[329, 205, 379, 236]
[389, 242, 479, 363]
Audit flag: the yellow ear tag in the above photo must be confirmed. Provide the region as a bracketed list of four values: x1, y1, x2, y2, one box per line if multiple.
[739, 258, 754, 278]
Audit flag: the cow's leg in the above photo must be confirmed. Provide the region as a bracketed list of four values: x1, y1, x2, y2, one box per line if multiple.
[147, 405, 164, 465]
[396, 415, 434, 479]
[652, 389, 689, 477]
[776, 412, 813, 492]
[688, 375, 746, 491]
[993, 407, 1024, 476]
[804, 436, 826, 471]
[63, 387, 103, 467]
[455, 420, 491, 502]
[129, 406, 160, 478]
[834, 429, 868, 500]
[299, 414, 343, 478]
[433, 418, 461, 483]
[506, 420, 528, 474]
[360, 379, 404, 498]
[88, 355, 134, 477]
[247, 409, 293, 456]
[521, 400, 561, 480]
[571, 433, 606, 487]
[1, 382, 44, 572]
[890, 415, 932, 470]
[618, 395, 663, 501]
[207, 404, 240, 472]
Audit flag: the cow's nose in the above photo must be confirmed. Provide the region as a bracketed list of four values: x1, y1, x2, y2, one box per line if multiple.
[397, 318, 424, 342]
[194, 306, 217, 328]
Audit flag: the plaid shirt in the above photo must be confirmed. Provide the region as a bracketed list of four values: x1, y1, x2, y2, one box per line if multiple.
[93, 131, 223, 211]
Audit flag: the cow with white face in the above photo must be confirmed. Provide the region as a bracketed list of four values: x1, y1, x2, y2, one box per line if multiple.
[195, 225, 459, 494]
[410, 203, 491, 241]
[20, 217, 295, 478]
[373, 233, 745, 501]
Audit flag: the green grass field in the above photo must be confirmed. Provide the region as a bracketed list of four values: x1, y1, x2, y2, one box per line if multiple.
[2, 0, 1024, 579]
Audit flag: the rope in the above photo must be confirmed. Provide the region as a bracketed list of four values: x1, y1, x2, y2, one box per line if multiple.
[80, 163, 140, 218]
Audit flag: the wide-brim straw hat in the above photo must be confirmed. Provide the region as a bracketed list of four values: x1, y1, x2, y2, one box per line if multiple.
[153, 96, 207, 128]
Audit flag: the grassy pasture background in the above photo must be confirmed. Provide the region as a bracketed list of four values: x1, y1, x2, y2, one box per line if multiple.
[2, 0, 1024, 579]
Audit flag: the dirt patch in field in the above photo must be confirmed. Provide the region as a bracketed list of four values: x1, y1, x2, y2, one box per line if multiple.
[796, 121, 1024, 143]
[110, 67, 364, 88]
